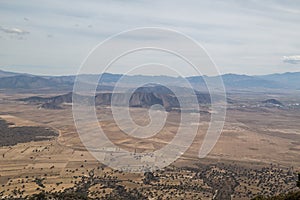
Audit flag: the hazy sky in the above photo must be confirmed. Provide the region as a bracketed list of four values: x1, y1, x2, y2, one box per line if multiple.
[0, 0, 300, 76]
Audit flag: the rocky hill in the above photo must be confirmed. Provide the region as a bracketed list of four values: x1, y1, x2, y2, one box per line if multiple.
[262, 99, 284, 107]
[20, 86, 211, 111]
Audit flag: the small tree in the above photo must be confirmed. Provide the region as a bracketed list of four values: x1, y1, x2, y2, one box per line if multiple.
[297, 173, 300, 188]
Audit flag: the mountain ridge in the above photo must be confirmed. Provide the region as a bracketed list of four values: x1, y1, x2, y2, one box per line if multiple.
[20, 85, 211, 111]
[0, 69, 299, 91]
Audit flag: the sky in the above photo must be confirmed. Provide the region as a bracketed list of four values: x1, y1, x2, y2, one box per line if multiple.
[0, 0, 300, 76]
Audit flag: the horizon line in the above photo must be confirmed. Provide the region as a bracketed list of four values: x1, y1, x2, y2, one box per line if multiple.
[0, 68, 299, 78]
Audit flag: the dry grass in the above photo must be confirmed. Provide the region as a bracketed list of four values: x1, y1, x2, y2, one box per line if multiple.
[0, 92, 299, 198]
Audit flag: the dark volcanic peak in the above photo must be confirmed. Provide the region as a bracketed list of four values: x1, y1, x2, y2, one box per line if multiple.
[262, 99, 283, 106]
[97, 89, 180, 110]
[133, 84, 175, 95]
[132, 84, 209, 97]
[130, 92, 166, 108]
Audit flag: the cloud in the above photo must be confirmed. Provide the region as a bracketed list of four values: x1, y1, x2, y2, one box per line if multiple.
[0, 0, 300, 75]
[283, 55, 300, 64]
[0, 26, 29, 35]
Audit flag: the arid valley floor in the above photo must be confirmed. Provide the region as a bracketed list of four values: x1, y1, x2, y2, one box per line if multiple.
[0, 90, 299, 200]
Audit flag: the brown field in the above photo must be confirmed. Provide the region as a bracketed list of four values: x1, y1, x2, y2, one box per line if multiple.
[0, 92, 299, 199]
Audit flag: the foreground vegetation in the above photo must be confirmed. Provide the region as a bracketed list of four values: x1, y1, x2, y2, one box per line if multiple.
[252, 173, 300, 200]
[252, 191, 300, 200]
[2, 189, 299, 200]
[1, 169, 299, 200]
[0, 119, 58, 147]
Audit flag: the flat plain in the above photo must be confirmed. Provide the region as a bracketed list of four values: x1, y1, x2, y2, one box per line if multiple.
[0, 91, 299, 199]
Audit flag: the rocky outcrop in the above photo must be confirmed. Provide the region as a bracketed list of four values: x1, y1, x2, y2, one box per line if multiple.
[40, 102, 63, 110]
[20, 86, 211, 111]
[96, 92, 178, 110]
[262, 99, 283, 106]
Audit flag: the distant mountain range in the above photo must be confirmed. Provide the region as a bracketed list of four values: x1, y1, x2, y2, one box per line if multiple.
[0, 70, 25, 78]
[0, 69, 300, 91]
